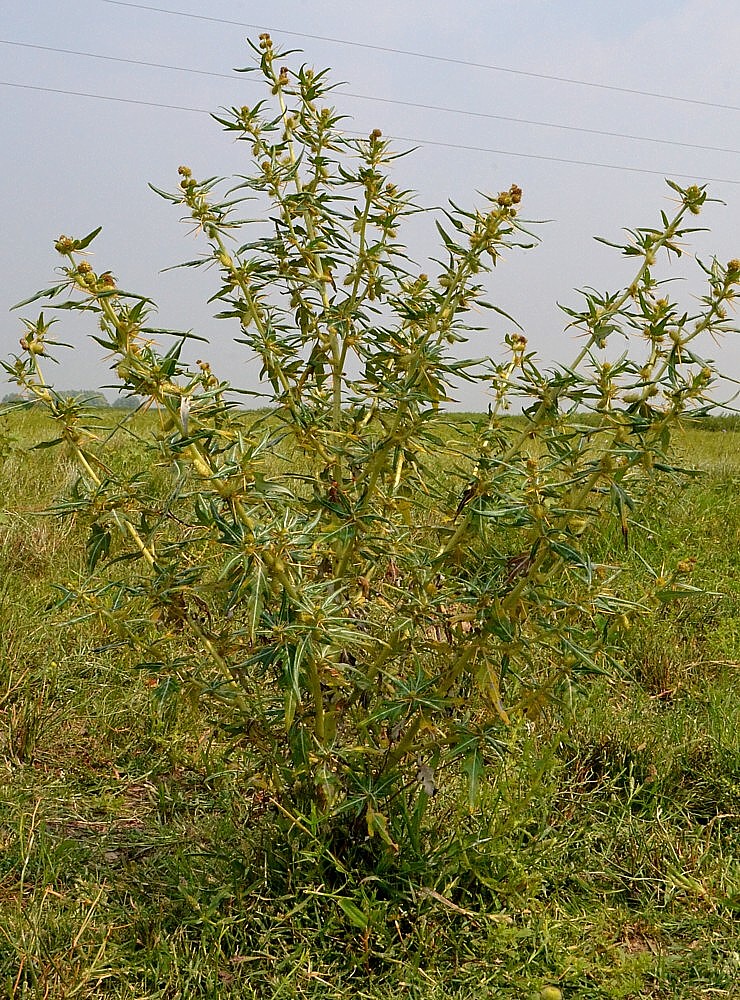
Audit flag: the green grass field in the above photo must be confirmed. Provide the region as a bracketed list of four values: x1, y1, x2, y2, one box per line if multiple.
[1, 410, 738, 999]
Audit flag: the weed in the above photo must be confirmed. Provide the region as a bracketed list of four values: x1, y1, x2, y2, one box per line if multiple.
[1, 34, 739, 1000]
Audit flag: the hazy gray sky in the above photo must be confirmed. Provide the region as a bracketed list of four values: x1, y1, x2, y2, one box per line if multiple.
[2, 0, 739, 408]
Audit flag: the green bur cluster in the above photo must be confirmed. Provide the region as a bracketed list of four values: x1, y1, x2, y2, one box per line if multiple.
[3, 34, 738, 861]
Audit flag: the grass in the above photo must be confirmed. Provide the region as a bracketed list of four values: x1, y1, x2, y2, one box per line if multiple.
[0, 409, 738, 998]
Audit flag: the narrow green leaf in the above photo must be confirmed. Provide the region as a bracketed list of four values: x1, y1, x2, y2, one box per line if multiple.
[12, 283, 69, 310]
[75, 226, 103, 250]
[31, 437, 64, 450]
[462, 747, 483, 811]
[337, 898, 369, 930]
[86, 523, 111, 571]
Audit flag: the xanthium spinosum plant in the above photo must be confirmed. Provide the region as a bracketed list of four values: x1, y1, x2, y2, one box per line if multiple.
[5, 34, 738, 854]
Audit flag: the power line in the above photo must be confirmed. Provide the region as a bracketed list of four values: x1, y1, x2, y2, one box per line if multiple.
[377, 132, 740, 184]
[3, 39, 739, 157]
[0, 38, 239, 81]
[1, 79, 208, 115]
[99, 0, 740, 114]
[348, 96, 740, 157]
[3, 79, 739, 186]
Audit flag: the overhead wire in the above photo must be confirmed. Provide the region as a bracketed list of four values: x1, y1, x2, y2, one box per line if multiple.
[98, 0, 740, 113]
[1, 79, 211, 116]
[2, 39, 739, 156]
[2, 79, 739, 185]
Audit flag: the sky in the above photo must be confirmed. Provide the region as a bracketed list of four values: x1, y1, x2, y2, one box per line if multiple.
[1, 0, 739, 410]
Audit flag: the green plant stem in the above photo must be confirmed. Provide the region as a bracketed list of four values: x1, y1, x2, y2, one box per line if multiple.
[384, 713, 423, 770]
[273, 76, 343, 434]
[435, 202, 693, 564]
[307, 659, 326, 742]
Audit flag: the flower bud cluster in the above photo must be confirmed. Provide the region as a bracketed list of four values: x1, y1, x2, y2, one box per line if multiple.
[496, 184, 523, 208]
[683, 184, 706, 216]
[54, 235, 76, 255]
[178, 165, 197, 192]
[469, 186, 524, 259]
[196, 358, 218, 388]
[19, 326, 46, 355]
[722, 258, 740, 300]
[73, 262, 95, 290]
[175, 168, 219, 238]
[675, 556, 697, 574]
[505, 332, 528, 362]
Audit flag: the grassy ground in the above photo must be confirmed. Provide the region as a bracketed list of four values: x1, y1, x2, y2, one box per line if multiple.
[0, 410, 738, 998]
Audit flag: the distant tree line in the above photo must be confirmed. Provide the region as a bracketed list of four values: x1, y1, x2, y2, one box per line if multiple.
[1, 390, 142, 409]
